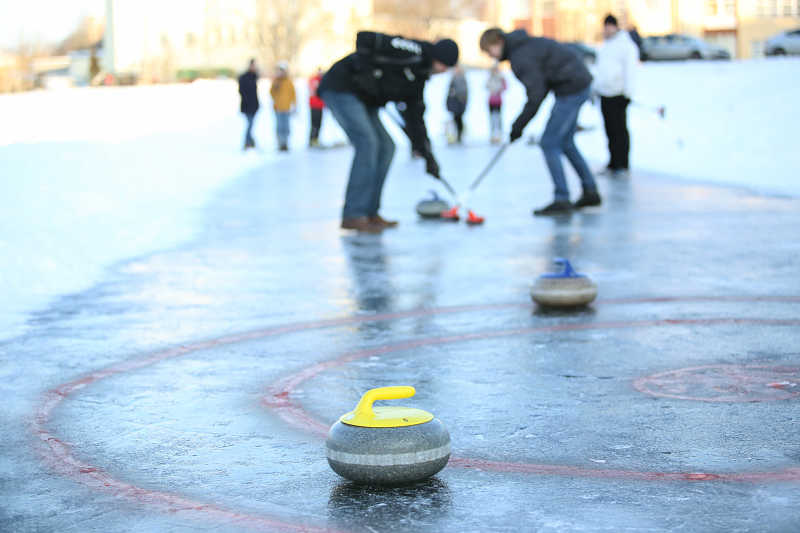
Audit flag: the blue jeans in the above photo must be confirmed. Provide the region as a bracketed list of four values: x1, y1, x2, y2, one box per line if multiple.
[243, 112, 256, 146]
[319, 90, 395, 219]
[539, 86, 597, 202]
[275, 111, 290, 146]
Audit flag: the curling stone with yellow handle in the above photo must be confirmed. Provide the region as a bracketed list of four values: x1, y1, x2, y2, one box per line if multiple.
[325, 386, 450, 485]
[531, 258, 598, 308]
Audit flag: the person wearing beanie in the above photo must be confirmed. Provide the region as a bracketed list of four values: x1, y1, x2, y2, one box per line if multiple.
[318, 32, 458, 233]
[480, 28, 601, 216]
[594, 14, 639, 177]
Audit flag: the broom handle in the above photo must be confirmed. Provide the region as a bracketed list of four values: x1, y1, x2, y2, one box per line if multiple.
[467, 143, 509, 192]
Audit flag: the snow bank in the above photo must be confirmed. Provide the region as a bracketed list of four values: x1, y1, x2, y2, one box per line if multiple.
[423, 57, 800, 197]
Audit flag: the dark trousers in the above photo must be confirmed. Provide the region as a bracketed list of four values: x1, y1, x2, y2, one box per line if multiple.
[310, 108, 323, 141]
[452, 112, 464, 141]
[600, 95, 630, 170]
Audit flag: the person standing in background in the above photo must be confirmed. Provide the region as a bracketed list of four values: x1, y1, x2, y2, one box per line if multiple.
[308, 67, 325, 147]
[594, 14, 639, 177]
[270, 62, 296, 152]
[486, 63, 506, 144]
[446, 65, 468, 144]
[238, 58, 260, 150]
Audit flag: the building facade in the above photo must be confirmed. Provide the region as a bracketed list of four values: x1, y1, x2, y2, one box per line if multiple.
[99, 0, 800, 83]
[502, 0, 800, 58]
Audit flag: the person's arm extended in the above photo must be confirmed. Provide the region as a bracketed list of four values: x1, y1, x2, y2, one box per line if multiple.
[404, 98, 439, 178]
[510, 64, 547, 139]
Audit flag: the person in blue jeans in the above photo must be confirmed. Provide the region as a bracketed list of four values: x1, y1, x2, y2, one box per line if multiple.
[318, 31, 459, 233]
[480, 28, 601, 216]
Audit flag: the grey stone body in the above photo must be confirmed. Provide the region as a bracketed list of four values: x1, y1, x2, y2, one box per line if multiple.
[531, 276, 598, 307]
[416, 199, 451, 218]
[326, 418, 450, 485]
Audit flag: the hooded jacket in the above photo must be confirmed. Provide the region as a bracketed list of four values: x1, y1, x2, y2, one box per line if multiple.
[503, 30, 593, 134]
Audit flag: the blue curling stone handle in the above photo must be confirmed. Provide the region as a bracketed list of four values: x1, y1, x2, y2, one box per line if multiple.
[539, 258, 586, 279]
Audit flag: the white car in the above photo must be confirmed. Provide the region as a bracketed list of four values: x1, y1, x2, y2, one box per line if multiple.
[642, 34, 730, 60]
[765, 28, 800, 56]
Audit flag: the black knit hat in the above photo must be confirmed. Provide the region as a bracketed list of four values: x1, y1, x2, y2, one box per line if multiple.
[432, 39, 459, 66]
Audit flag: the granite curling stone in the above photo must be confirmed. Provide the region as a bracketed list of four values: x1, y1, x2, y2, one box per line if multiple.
[530, 258, 598, 307]
[326, 386, 451, 485]
[415, 191, 451, 219]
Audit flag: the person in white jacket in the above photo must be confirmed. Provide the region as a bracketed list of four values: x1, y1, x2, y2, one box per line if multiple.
[594, 14, 639, 176]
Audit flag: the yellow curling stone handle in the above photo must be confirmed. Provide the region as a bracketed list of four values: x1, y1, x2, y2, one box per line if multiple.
[340, 386, 434, 428]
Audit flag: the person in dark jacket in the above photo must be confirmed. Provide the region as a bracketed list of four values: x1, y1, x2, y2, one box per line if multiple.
[318, 32, 459, 233]
[480, 28, 601, 215]
[446, 65, 468, 143]
[238, 59, 260, 150]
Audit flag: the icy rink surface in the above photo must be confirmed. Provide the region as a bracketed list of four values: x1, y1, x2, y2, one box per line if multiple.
[0, 58, 798, 340]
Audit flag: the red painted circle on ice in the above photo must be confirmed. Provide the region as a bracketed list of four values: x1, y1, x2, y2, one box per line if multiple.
[31, 296, 800, 531]
[634, 364, 800, 402]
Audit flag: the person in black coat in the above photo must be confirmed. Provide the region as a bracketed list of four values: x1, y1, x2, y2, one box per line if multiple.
[318, 32, 459, 233]
[238, 59, 260, 150]
[480, 28, 601, 216]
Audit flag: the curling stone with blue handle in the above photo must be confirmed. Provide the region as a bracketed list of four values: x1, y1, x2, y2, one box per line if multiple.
[415, 191, 451, 219]
[531, 258, 598, 307]
[326, 386, 450, 485]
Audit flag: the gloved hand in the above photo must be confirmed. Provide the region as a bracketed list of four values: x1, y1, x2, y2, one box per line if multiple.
[424, 153, 440, 179]
[509, 127, 523, 143]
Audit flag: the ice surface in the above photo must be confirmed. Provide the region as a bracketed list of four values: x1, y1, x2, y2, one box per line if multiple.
[1, 59, 798, 341]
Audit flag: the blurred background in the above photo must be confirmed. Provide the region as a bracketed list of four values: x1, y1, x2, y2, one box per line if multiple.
[2, 0, 800, 90]
[1, 1, 798, 342]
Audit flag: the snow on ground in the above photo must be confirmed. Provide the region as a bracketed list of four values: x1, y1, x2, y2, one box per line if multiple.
[424, 57, 800, 198]
[0, 79, 342, 341]
[0, 58, 798, 341]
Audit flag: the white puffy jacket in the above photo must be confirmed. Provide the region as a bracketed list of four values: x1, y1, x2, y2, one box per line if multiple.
[593, 30, 639, 98]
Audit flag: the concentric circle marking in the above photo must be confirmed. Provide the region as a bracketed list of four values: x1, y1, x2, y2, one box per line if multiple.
[633, 364, 800, 402]
[31, 296, 800, 531]
[263, 317, 800, 484]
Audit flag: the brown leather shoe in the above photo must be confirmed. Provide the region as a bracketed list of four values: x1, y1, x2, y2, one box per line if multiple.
[341, 216, 383, 233]
[369, 214, 398, 228]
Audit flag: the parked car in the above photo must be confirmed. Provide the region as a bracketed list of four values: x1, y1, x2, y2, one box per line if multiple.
[564, 42, 597, 65]
[765, 28, 800, 56]
[642, 34, 730, 61]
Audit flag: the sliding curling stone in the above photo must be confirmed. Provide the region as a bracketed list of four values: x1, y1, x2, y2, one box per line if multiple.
[531, 258, 598, 308]
[326, 386, 450, 486]
[415, 191, 451, 219]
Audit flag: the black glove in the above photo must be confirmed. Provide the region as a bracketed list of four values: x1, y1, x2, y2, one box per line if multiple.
[509, 128, 523, 143]
[424, 153, 440, 179]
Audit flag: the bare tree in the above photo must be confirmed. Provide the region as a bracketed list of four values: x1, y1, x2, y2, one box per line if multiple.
[254, 0, 333, 71]
[371, 0, 488, 39]
[7, 34, 49, 92]
[55, 15, 104, 55]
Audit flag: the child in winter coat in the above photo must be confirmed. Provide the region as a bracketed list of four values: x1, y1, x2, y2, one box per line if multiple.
[308, 67, 325, 147]
[486, 63, 506, 144]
